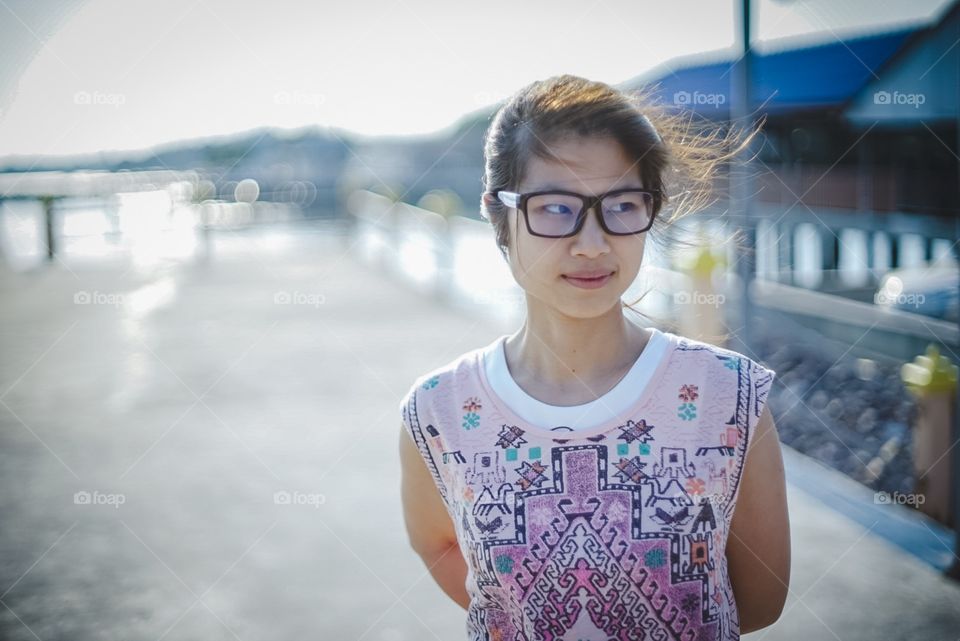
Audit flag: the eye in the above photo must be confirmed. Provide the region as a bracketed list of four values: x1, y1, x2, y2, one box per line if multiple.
[543, 203, 574, 215]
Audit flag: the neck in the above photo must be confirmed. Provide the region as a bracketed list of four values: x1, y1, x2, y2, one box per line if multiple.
[504, 306, 650, 400]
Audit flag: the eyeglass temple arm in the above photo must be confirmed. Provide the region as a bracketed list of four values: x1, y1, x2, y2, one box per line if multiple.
[493, 191, 520, 209]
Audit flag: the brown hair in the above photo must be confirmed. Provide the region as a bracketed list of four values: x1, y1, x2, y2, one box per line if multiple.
[480, 73, 763, 328]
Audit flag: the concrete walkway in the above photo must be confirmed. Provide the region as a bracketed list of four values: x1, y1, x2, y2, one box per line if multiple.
[0, 223, 958, 641]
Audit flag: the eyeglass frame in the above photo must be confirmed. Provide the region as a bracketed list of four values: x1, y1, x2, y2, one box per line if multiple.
[488, 187, 662, 238]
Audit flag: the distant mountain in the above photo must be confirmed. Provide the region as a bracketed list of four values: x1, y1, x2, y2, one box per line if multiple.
[0, 107, 499, 218]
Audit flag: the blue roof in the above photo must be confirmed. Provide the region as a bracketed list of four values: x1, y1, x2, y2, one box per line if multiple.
[645, 27, 917, 117]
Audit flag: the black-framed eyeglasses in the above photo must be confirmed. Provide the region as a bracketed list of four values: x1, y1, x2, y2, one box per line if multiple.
[489, 188, 661, 238]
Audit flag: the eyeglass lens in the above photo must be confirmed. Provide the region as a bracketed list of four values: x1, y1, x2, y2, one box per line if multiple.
[525, 191, 654, 236]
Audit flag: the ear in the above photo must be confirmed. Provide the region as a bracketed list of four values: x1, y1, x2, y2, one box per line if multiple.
[481, 191, 497, 208]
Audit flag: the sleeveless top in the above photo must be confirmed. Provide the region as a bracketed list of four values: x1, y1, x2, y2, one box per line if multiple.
[400, 329, 777, 641]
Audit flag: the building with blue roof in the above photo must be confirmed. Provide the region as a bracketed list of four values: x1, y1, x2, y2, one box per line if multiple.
[624, 3, 958, 219]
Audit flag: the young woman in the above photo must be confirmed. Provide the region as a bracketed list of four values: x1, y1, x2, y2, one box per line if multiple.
[399, 74, 790, 640]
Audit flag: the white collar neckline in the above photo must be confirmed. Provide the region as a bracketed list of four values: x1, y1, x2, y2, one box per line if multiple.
[481, 327, 670, 431]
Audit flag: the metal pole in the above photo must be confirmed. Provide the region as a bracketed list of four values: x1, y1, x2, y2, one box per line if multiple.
[42, 196, 56, 262]
[732, 0, 756, 352]
[950, 214, 960, 581]
[947, 17, 960, 579]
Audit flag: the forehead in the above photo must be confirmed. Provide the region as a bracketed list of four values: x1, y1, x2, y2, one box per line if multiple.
[520, 135, 643, 193]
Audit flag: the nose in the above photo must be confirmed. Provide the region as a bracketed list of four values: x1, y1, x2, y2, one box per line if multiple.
[571, 204, 610, 256]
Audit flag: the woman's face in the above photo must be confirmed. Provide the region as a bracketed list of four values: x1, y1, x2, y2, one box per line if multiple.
[502, 135, 648, 319]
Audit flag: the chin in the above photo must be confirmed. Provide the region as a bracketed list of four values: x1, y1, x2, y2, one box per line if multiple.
[553, 295, 622, 318]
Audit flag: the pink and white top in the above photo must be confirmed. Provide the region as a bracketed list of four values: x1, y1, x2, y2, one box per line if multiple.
[401, 327, 776, 640]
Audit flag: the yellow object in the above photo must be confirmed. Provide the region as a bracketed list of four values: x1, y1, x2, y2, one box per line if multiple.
[691, 246, 723, 279]
[901, 344, 958, 395]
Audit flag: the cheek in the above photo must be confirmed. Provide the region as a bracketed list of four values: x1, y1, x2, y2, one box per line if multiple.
[513, 242, 561, 286]
[616, 236, 646, 271]
[509, 227, 559, 286]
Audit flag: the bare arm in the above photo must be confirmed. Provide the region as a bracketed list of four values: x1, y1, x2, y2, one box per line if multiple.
[726, 405, 791, 633]
[399, 424, 470, 609]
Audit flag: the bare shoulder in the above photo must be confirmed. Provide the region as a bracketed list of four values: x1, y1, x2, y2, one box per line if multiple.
[736, 404, 787, 523]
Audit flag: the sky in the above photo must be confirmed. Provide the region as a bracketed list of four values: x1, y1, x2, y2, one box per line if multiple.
[0, 0, 952, 160]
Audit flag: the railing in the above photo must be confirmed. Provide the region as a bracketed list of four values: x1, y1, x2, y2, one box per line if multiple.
[348, 189, 958, 354]
[0, 170, 330, 266]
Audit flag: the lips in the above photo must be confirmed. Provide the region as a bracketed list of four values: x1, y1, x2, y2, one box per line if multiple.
[561, 270, 615, 289]
[563, 270, 614, 279]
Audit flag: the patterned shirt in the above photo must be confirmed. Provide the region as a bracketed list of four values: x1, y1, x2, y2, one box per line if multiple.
[400, 329, 777, 640]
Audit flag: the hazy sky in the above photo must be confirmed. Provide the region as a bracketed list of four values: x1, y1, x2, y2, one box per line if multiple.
[0, 0, 951, 159]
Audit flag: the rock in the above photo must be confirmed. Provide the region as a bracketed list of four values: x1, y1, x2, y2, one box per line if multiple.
[826, 398, 845, 419]
[856, 407, 878, 433]
[881, 420, 908, 442]
[750, 318, 920, 499]
[854, 358, 879, 381]
[864, 456, 885, 482]
[809, 390, 829, 410]
[883, 435, 901, 458]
